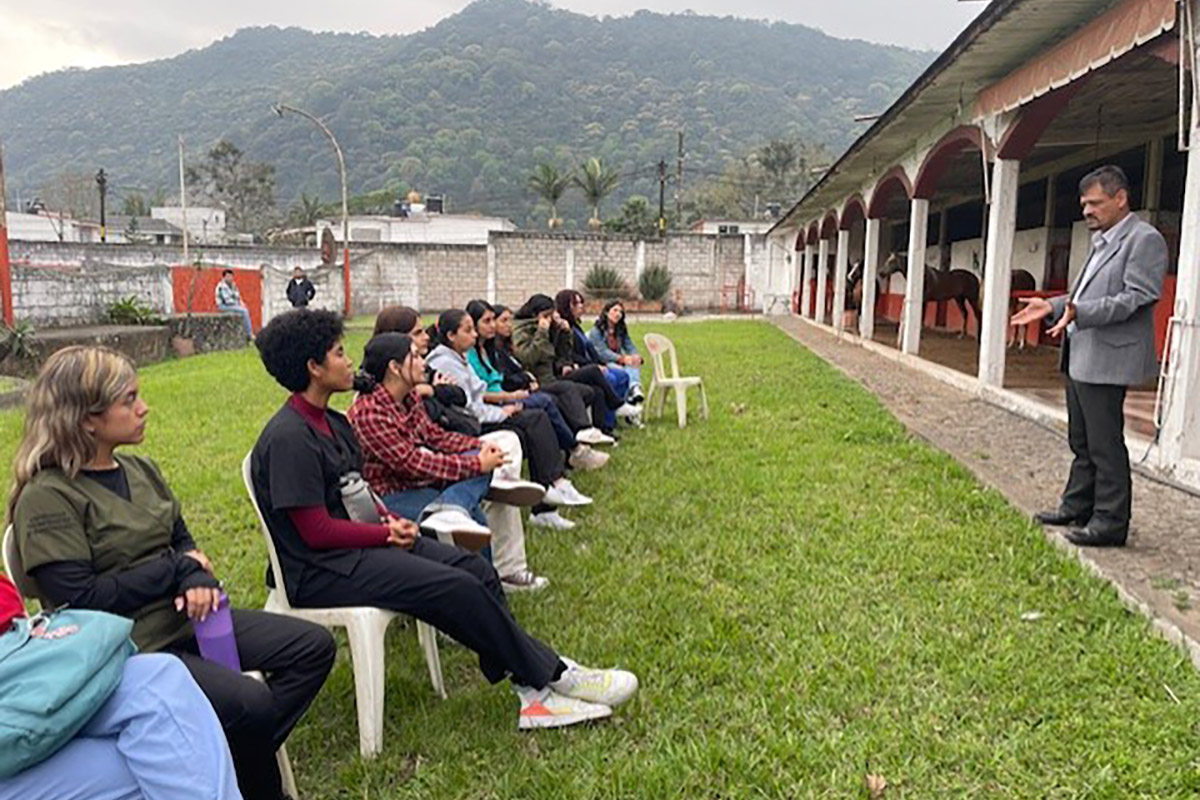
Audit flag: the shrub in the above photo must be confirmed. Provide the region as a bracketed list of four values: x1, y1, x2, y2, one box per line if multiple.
[638, 264, 672, 302]
[107, 296, 164, 326]
[0, 322, 36, 362]
[583, 263, 629, 300]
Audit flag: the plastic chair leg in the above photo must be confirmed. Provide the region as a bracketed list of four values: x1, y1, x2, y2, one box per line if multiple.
[675, 386, 688, 429]
[277, 745, 298, 799]
[644, 380, 657, 417]
[655, 383, 668, 418]
[417, 621, 447, 700]
[345, 615, 389, 759]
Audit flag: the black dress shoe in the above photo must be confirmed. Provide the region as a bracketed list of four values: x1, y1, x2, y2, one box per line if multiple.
[1033, 509, 1090, 527]
[1065, 526, 1127, 547]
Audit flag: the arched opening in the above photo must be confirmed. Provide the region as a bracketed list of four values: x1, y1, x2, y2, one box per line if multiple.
[865, 167, 914, 347]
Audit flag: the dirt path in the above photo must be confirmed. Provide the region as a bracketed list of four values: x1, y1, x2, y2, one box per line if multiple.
[773, 315, 1200, 662]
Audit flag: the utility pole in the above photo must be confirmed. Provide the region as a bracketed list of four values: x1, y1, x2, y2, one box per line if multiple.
[96, 168, 108, 243]
[658, 159, 667, 237]
[0, 143, 12, 325]
[675, 130, 684, 224]
[178, 135, 190, 264]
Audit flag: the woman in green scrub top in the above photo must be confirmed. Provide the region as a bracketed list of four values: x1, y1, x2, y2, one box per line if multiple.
[9, 345, 335, 800]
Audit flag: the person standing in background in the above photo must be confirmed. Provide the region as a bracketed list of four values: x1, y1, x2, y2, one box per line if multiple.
[287, 267, 316, 309]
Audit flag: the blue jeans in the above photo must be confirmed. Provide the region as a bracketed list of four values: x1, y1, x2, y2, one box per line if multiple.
[0, 654, 243, 800]
[520, 392, 576, 450]
[617, 364, 642, 389]
[601, 367, 631, 428]
[382, 473, 490, 527]
[218, 305, 254, 339]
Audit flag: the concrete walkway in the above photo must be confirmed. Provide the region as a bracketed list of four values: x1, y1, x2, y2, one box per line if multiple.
[773, 315, 1200, 665]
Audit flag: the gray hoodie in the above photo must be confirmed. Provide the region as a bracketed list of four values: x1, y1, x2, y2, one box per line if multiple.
[426, 344, 508, 424]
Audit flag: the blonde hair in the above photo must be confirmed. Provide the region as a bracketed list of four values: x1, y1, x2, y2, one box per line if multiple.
[9, 346, 137, 521]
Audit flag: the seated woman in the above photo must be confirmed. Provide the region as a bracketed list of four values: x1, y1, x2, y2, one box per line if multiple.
[0, 574, 243, 800]
[511, 295, 636, 435]
[465, 299, 607, 472]
[491, 305, 613, 447]
[248, 309, 638, 729]
[587, 299, 645, 404]
[10, 345, 335, 800]
[555, 290, 639, 428]
[349, 332, 549, 592]
[428, 309, 593, 529]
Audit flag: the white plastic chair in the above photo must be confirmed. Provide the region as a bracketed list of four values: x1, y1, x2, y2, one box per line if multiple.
[240, 454, 446, 760]
[643, 333, 709, 429]
[4, 526, 301, 794]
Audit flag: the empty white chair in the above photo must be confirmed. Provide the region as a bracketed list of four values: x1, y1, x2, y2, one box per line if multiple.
[4, 525, 301, 794]
[643, 332, 709, 429]
[240, 454, 446, 760]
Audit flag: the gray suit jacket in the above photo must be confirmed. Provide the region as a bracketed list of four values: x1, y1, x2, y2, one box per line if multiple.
[1049, 215, 1167, 386]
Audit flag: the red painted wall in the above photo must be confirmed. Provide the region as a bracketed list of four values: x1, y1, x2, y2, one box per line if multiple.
[172, 267, 263, 332]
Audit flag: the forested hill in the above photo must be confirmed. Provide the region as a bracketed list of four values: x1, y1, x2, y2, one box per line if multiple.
[0, 0, 932, 227]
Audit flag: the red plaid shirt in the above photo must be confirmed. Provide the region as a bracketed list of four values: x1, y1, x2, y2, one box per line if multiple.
[348, 384, 483, 496]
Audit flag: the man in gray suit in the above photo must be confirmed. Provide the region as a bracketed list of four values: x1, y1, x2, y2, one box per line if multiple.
[1011, 165, 1167, 547]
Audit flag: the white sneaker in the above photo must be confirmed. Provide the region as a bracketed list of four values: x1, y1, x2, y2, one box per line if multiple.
[576, 427, 616, 446]
[615, 402, 640, 419]
[419, 509, 492, 551]
[487, 477, 546, 507]
[516, 685, 612, 730]
[569, 445, 609, 471]
[529, 510, 576, 530]
[501, 569, 550, 593]
[544, 479, 591, 507]
[550, 657, 639, 707]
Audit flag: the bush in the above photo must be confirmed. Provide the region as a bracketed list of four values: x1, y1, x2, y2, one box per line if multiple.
[638, 264, 672, 302]
[0, 322, 36, 362]
[107, 296, 164, 326]
[583, 263, 629, 300]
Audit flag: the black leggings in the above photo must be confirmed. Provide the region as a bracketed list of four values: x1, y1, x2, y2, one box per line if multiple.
[538, 381, 592, 431]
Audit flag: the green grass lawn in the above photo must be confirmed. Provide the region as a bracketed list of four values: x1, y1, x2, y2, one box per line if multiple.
[4, 320, 1200, 798]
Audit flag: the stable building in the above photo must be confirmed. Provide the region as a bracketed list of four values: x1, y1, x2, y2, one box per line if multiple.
[766, 0, 1200, 492]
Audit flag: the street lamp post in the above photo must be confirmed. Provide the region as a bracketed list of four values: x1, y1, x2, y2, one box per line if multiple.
[271, 103, 352, 316]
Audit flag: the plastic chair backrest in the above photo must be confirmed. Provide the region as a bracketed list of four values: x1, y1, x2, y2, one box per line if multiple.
[241, 452, 293, 611]
[643, 333, 681, 380]
[3, 525, 44, 610]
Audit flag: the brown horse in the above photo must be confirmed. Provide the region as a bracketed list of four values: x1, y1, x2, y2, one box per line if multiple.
[879, 254, 982, 339]
[1006, 269, 1037, 349]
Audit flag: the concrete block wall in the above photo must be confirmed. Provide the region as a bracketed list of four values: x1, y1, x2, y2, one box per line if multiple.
[415, 245, 488, 311]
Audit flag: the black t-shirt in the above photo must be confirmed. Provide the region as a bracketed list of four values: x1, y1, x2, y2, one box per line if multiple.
[250, 403, 365, 600]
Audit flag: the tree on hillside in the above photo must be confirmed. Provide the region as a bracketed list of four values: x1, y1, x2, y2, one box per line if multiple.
[288, 192, 324, 227]
[684, 138, 830, 223]
[573, 158, 620, 230]
[186, 140, 276, 236]
[37, 170, 99, 220]
[122, 192, 150, 218]
[604, 196, 660, 238]
[527, 163, 572, 228]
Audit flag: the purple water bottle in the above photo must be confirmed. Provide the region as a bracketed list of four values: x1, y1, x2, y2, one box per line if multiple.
[192, 591, 242, 672]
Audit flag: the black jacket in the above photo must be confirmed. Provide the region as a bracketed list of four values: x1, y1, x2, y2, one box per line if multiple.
[287, 278, 316, 308]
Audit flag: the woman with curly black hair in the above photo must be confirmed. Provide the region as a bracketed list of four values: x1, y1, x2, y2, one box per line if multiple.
[249, 309, 638, 730]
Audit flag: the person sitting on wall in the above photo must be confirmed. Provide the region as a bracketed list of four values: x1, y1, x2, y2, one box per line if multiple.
[215, 269, 254, 342]
[249, 309, 639, 729]
[286, 267, 316, 309]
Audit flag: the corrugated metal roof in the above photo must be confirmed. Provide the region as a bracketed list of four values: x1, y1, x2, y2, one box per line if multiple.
[771, 0, 1130, 235]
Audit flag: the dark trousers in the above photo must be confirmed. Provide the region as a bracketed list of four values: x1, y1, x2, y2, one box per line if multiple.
[166, 610, 336, 800]
[559, 365, 622, 431]
[293, 537, 561, 687]
[482, 408, 564, 486]
[538, 381, 593, 431]
[1061, 378, 1131, 534]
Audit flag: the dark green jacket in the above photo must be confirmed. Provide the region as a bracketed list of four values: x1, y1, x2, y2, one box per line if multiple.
[511, 317, 574, 385]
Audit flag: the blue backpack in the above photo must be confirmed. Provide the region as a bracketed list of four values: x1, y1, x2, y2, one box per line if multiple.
[0, 608, 136, 778]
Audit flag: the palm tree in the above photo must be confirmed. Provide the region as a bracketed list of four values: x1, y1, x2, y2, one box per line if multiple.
[573, 158, 620, 229]
[289, 192, 323, 227]
[527, 164, 572, 228]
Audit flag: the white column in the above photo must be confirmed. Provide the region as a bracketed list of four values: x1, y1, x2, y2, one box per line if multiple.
[978, 158, 1020, 388]
[1160, 12, 1200, 470]
[815, 237, 831, 324]
[486, 241, 497, 304]
[635, 240, 646, 284]
[833, 228, 850, 335]
[901, 198, 929, 355]
[800, 242, 815, 318]
[860, 217, 881, 341]
[565, 244, 575, 288]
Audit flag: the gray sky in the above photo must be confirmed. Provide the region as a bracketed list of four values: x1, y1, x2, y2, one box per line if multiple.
[0, 0, 985, 90]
